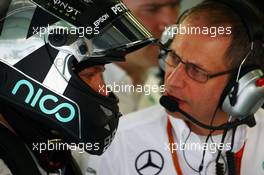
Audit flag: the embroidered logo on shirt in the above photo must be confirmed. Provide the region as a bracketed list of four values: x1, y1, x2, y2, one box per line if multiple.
[135, 150, 164, 175]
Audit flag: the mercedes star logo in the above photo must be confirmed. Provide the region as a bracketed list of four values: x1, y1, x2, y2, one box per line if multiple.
[135, 150, 164, 175]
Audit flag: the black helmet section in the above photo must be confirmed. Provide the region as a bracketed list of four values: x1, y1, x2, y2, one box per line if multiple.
[0, 56, 121, 155]
[31, 0, 155, 61]
[0, 0, 122, 155]
[0, 0, 154, 156]
[65, 56, 121, 155]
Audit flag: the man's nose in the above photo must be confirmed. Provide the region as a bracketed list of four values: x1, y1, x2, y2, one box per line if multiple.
[166, 63, 187, 88]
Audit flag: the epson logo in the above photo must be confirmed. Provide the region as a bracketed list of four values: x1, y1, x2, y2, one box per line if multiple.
[12, 79, 76, 123]
[53, 0, 81, 16]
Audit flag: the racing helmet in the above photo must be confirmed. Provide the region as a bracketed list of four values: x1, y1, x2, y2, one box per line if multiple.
[0, 0, 155, 155]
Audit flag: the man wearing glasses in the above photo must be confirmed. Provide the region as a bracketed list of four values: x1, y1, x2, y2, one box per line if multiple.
[90, 0, 264, 174]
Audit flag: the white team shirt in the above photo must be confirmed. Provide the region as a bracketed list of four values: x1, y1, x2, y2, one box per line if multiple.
[84, 105, 264, 175]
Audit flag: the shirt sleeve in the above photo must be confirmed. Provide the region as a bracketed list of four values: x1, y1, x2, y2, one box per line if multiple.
[0, 159, 13, 175]
[97, 133, 125, 175]
[84, 131, 126, 175]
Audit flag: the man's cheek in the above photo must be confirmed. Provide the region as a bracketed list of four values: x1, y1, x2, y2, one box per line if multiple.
[92, 77, 108, 96]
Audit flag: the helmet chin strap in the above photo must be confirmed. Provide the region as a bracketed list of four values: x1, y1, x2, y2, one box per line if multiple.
[2, 104, 58, 143]
[1, 104, 74, 172]
[34, 146, 72, 172]
[0, 116, 13, 132]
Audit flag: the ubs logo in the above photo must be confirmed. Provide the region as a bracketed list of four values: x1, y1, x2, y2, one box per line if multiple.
[135, 150, 164, 175]
[52, 0, 81, 16]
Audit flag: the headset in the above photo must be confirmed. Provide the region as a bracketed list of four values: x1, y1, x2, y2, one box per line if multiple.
[159, 0, 264, 121]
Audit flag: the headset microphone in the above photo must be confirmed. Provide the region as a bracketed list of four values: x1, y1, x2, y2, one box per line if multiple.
[160, 96, 256, 130]
[159, 95, 178, 112]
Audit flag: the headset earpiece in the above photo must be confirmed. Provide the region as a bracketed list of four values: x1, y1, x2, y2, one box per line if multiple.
[158, 24, 178, 70]
[221, 68, 264, 119]
[214, 0, 264, 119]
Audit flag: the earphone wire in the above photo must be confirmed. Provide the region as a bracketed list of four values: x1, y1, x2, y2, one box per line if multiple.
[235, 42, 254, 82]
[182, 106, 219, 174]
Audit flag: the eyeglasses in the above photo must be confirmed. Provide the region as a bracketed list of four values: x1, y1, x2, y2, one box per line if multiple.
[160, 49, 235, 83]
